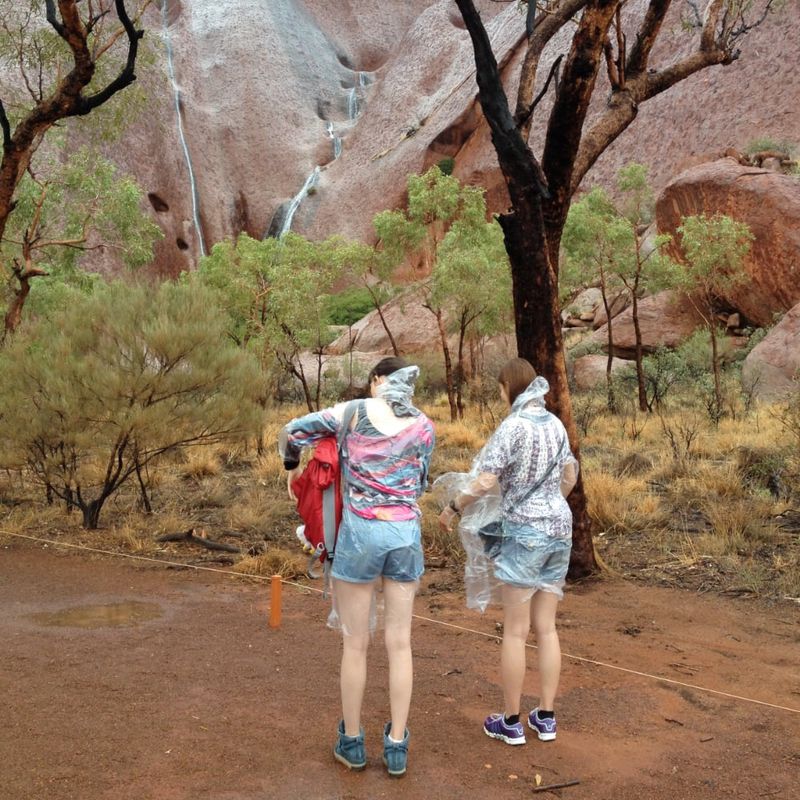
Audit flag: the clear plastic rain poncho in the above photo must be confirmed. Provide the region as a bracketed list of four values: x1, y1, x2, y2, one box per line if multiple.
[433, 376, 577, 611]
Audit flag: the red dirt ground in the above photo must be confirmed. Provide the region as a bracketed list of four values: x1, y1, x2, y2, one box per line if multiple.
[2, 541, 799, 800]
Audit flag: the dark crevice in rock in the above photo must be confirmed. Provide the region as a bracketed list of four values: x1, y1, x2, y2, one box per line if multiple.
[147, 193, 170, 213]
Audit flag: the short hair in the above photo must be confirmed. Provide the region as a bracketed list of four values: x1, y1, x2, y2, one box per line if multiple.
[367, 356, 409, 385]
[497, 357, 537, 405]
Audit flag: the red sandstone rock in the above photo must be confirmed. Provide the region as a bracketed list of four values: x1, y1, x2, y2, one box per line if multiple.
[326, 289, 443, 356]
[10, 1, 797, 283]
[572, 355, 634, 392]
[741, 303, 800, 400]
[656, 159, 800, 327]
[589, 290, 705, 357]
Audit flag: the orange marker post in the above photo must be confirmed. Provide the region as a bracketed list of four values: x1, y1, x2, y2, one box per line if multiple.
[269, 574, 282, 629]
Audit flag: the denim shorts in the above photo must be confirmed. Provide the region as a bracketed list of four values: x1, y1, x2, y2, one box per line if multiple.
[331, 508, 424, 584]
[493, 521, 571, 596]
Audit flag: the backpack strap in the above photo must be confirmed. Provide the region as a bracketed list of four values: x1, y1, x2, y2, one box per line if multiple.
[514, 430, 566, 507]
[336, 399, 360, 460]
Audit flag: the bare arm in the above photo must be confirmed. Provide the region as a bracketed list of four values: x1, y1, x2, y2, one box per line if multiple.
[561, 461, 578, 498]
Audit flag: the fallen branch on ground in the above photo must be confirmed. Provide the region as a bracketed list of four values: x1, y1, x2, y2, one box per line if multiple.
[156, 528, 241, 554]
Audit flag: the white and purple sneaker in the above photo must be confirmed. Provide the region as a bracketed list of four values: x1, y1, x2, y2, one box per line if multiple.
[528, 708, 557, 741]
[483, 713, 526, 745]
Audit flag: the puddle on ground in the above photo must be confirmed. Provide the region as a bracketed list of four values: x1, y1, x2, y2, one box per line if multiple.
[30, 602, 163, 629]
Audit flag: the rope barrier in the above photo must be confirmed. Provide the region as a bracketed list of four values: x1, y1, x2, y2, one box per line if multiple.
[2, 529, 798, 716]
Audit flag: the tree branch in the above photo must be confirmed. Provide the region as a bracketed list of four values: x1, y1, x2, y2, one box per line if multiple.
[627, 0, 671, 75]
[0, 100, 11, 151]
[541, 0, 621, 211]
[77, 0, 144, 115]
[514, 0, 588, 138]
[516, 54, 563, 129]
[572, 46, 730, 193]
[44, 0, 67, 39]
[455, 0, 550, 197]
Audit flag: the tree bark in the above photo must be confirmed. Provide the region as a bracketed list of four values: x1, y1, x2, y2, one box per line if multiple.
[600, 276, 616, 412]
[631, 291, 648, 412]
[709, 316, 722, 421]
[367, 285, 400, 356]
[456, 0, 604, 578]
[432, 306, 457, 422]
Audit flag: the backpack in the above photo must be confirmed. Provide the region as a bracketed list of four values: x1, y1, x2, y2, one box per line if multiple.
[290, 437, 342, 565]
[289, 401, 358, 574]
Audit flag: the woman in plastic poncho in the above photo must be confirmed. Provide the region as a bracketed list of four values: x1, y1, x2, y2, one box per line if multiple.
[439, 358, 578, 746]
[280, 357, 434, 777]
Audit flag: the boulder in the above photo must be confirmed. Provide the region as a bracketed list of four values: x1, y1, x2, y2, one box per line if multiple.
[572, 355, 634, 392]
[296, 351, 382, 391]
[656, 158, 800, 327]
[563, 288, 603, 321]
[589, 291, 704, 358]
[741, 303, 800, 400]
[326, 288, 442, 355]
[592, 289, 633, 329]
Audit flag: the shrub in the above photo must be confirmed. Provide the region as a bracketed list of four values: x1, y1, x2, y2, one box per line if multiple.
[0, 281, 263, 529]
[323, 286, 376, 326]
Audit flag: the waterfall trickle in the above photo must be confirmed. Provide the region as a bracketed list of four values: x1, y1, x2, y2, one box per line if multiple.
[347, 87, 358, 120]
[161, 2, 206, 257]
[278, 167, 321, 238]
[326, 121, 342, 160]
[266, 69, 371, 239]
[347, 72, 368, 121]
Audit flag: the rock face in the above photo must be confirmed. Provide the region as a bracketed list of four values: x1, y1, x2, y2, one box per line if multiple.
[67, 0, 797, 277]
[742, 303, 800, 400]
[656, 159, 800, 327]
[590, 291, 705, 357]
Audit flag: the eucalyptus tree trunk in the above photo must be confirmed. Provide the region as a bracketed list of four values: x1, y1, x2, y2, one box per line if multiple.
[455, 0, 769, 578]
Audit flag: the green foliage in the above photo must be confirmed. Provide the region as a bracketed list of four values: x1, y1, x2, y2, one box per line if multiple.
[323, 287, 377, 326]
[0, 2, 155, 144]
[744, 137, 796, 157]
[630, 332, 711, 409]
[562, 165, 680, 409]
[562, 166, 678, 299]
[0, 280, 263, 528]
[676, 213, 754, 300]
[374, 166, 513, 418]
[1, 147, 162, 325]
[195, 233, 347, 409]
[436, 157, 456, 176]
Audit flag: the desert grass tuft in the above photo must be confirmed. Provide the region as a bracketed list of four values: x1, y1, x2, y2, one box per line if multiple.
[234, 548, 307, 580]
[181, 449, 223, 480]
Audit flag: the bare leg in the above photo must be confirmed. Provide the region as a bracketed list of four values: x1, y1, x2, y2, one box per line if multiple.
[334, 578, 376, 736]
[500, 585, 533, 716]
[531, 590, 561, 710]
[383, 578, 418, 739]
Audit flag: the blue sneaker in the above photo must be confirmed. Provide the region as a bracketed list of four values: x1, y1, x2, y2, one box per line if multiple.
[528, 708, 557, 741]
[334, 720, 367, 770]
[483, 713, 526, 745]
[382, 722, 409, 777]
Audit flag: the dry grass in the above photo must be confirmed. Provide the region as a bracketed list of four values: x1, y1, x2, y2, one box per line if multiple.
[583, 471, 664, 535]
[181, 449, 223, 480]
[2, 393, 797, 602]
[233, 548, 307, 580]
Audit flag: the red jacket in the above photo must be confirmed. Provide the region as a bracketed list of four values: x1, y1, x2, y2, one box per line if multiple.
[290, 438, 342, 562]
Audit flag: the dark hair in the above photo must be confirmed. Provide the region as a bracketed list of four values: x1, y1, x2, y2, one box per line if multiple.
[497, 357, 536, 405]
[367, 356, 408, 385]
